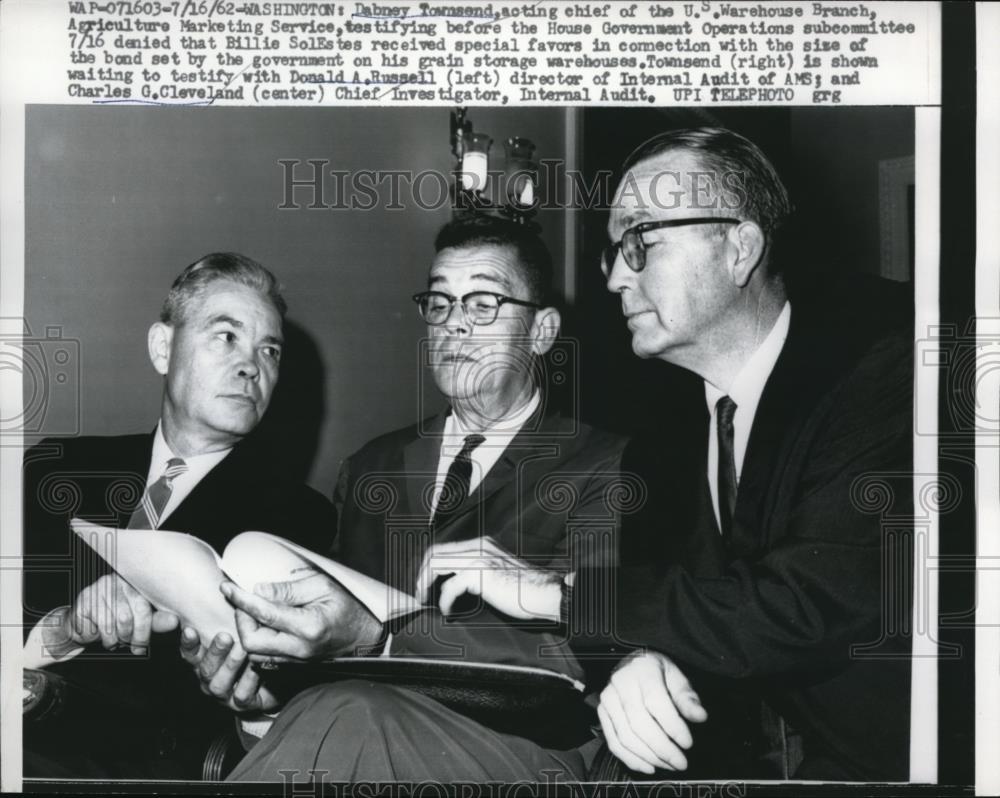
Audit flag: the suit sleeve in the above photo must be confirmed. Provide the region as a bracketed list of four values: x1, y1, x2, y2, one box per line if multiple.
[560, 446, 624, 572]
[570, 334, 913, 680]
[21, 439, 83, 636]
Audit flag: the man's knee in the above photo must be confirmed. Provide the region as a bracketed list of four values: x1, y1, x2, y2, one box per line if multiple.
[288, 679, 404, 721]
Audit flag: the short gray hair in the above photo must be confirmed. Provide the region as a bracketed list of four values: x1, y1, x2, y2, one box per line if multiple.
[160, 252, 287, 325]
[622, 127, 793, 266]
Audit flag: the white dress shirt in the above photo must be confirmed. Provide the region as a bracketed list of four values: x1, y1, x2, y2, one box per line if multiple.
[430, 391, 541, 515]
[23, 425, 232, 669]
[243, 394, 544, 740]
[704, 302, 791, 532]
[146, 424, 231, 527]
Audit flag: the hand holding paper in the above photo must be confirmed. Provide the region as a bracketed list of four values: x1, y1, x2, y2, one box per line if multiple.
[69, 520, 421, 651]
[222, 573, 384, 666]
[178, 627, 281, 713]
[44, 573, 179, 658]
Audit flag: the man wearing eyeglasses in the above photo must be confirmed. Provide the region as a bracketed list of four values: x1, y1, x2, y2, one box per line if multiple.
[416, 128, 914, 781]
[213, 214, 628, 782]
[330, 214, 625, 607]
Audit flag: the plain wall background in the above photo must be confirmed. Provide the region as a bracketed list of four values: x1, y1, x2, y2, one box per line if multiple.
[25, 105, 912, 493]
[25, 106, 573, 493]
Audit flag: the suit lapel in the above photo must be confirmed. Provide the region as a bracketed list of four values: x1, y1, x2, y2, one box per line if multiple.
[159, 444, 241, 546]
[731, 368, 797, 557]
[690, 469, 729, 574]
[113, 432, 156, 527]
[732, 315, 828, 556]
[403, 412, 446, 524]
[668, 411, 729, 575]
[432, 406, 555, 543]
[473, 404, 552, 505]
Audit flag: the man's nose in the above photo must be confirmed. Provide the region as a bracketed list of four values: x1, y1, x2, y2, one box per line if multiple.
[236, 350, 261, 380]
[605, 249, 632, 294]
[442, 302, 472, 334]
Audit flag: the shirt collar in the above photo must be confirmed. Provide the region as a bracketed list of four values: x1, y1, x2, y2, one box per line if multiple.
[445, 391, 541, 442]
[149, 423, 232, 480]
[705, 301, 791, 415]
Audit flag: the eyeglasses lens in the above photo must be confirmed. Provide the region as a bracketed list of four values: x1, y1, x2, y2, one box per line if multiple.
[602, 231, 645, 277]
[419, 293, 502, 326]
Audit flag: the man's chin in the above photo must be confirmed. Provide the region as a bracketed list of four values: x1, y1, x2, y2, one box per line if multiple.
[630, 336, 662, 360]
[431, 367, 479, 399]
[434, 385, 475, 405]
[211, 409, 261, 438]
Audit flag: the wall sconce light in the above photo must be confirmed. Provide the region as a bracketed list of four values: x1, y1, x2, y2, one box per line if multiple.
[460, 132, 492, 193]
[503, 136, 538, 212]
[450, 108, 539, 228]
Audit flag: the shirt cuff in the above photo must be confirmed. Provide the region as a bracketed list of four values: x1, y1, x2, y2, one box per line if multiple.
[23, 607, 84, 670]
[560, 579, 574, 627]
[239, 711, 279, 739]
[356, 621, 391, 657]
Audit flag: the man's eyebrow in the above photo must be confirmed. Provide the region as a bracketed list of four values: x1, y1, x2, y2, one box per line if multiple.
[428, 272, 513, 291]
[205, 314, 244, 328]
[204, 315, 283, 344]
[468, 271, 513, 291]
[608, 213, 645, 241]
[618, 212, 651, 229]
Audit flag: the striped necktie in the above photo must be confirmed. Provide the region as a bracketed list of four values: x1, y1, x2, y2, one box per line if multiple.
[128, 457, 188, 530]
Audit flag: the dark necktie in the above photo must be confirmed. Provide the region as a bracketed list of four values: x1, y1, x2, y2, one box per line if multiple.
[716, 396, 738, 539]
[127, 457, 188, 529]
[432, 434, 486, 528]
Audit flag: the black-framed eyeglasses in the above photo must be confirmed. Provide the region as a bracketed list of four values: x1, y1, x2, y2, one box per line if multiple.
[412, 291, 542, 326]
[601, 217, 742, 276]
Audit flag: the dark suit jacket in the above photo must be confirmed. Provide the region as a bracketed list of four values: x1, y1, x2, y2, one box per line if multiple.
[334, 409, 626, 594]
[572, 295, 914, 780]
[22, 431, 337, 778]
[332, 410, 626, 680]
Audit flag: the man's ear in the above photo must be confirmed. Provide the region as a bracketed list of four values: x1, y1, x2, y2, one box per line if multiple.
[728, 221, 767, 288]
[147, 322, 174, 376]
[530, 307, 561, 356]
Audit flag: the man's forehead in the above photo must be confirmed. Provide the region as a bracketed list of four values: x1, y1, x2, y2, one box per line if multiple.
[428, 245, 524, 291]
[629, 147, 705, 180]
[188, 281, 281, 329]
[609, 150, 719, 232]
[616, 151, 703, 199]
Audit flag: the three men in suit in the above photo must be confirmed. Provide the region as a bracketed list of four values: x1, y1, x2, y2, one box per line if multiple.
[22, 252, 337, 778]
[416, 128, 914, 780]
[215, 215, 627, 781]
[29, 124, 912, 783]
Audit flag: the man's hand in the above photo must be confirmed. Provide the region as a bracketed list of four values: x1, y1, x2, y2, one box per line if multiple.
[179, 627, 280, 713]
[598, 651, 708, 775]
[415, 538, 563, 620]
[43, 574, 178, 657]
[220, 573, 383, 666]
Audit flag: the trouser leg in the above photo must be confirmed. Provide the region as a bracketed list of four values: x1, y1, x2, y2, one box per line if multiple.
[228, 680, 594, 783]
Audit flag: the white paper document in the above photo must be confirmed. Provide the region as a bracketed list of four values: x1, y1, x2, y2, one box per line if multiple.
[69, 520, 422, 645]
